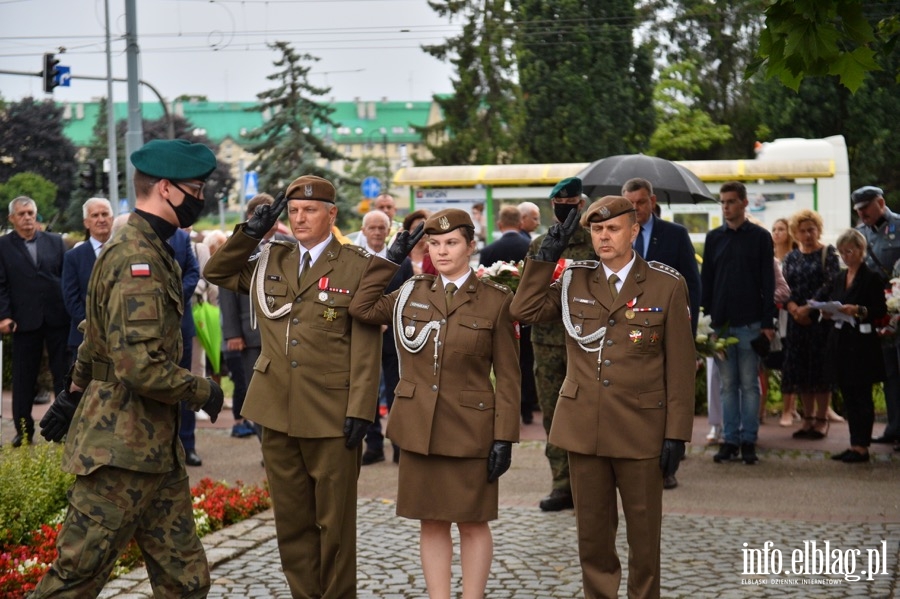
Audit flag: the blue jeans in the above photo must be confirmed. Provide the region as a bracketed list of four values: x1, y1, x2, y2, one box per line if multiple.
[714, 323, 762, 445]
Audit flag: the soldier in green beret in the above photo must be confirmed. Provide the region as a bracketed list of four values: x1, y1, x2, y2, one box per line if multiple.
[528, 176, 596, 512]
[33, 139, 225, 598]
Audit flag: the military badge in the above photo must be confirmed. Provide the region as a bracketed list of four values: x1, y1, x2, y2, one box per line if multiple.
[266, 296, 275, 308]
[629, 330, 642, 344]
[599, 206, 610, 219]
[405, 325, 416, 338]
[130, 263, 151, 277]
[323, 308, 338, 322]
[649, 332, 660, 344]
[625, 309, 635, 319]
[439, 215, 450, 230]
[318, 291, 329, 302]
[304, 184, 314, 197]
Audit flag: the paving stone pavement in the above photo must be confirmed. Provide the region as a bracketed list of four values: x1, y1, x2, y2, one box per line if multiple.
[101, 494, 900, 598]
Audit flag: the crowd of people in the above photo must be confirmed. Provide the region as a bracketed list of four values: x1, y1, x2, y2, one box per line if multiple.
[0, 136, 895, 598]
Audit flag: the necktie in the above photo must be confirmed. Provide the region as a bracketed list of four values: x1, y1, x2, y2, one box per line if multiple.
[25, 239, 38, 265]
[96, 243, 103, 257]
[633, 228, 645, 258]
[445, 282, 457, 311]
[299, 251, 312, 287]
[608, 274, 619, 301]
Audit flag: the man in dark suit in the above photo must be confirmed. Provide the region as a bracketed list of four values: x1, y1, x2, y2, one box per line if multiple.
[0, 196, 69, 446]
[479, 204, 531, 267]
[622, 178, 701, 490]
[623, 178, 701, 336]
[479, 204, 537, 424]
[61, 198, 113, 357]
[168, 228, 201, 465]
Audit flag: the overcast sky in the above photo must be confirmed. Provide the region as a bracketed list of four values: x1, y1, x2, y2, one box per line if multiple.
[0, 0, 459, 104]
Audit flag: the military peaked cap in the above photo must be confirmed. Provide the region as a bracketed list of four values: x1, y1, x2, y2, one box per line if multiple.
[851, 185, 884, 210]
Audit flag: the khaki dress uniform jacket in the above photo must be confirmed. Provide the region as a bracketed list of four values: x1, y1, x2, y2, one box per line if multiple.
[349, 262, 520, 520]
[511, 257, 695, 456]
[33, 212, 212, 598]
[204, 226, 384, 599]
[204, 228, 383, 435]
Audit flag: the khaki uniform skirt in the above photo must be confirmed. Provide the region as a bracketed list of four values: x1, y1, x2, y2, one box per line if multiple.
[397, 451, 498, 523]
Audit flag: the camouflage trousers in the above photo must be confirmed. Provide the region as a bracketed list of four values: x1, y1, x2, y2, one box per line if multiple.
[30, 466, 209, 599]
[533, 342, 570, 493]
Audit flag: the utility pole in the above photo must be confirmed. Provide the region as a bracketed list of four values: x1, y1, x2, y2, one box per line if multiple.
[104, 0, 119, 208]
[124, 0, 142, 208]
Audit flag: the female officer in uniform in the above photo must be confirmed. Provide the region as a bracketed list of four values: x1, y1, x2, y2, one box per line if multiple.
[350, 208, 520, 599]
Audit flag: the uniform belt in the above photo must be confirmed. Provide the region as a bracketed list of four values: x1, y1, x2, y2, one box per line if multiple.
[91, 361, 119, 383]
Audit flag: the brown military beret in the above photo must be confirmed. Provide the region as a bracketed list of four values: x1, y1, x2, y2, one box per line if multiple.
[423, 208, 474, 234]
[580, 196, 636, 226]
[285, 175, 336, 204]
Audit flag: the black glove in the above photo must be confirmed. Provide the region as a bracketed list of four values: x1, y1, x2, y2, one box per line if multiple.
[39, 387, 83, 443]
[487, 441, 512, 483]
[386, 223, 425, 264]
[244, 190, 289, 239]
[535, 207, 581, 263]
[202, 378, 224, 424]
[659, 439, 685, 478]
[343, 417, 369, 449]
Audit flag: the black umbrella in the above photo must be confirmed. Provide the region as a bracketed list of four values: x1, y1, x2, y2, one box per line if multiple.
[576, 154, 715, 204]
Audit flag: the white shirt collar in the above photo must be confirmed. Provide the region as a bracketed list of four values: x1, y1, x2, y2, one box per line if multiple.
[602, 253, 637, 293]
[89, 237, 105, 255]
[299, 234, 334, 271]
[440, 269, 472, 291]
[364, 242, 387, 259]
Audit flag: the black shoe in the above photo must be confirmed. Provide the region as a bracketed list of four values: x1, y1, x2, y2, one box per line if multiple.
[34, 390, 52, 405]
[392, 447, 400, 463]
[831, 449, 853, 461]
[663, 475, 678, 490]
[185, 450, 202, 467]
[539, 489, 574, 512]
[522, 413, 533, 425]
[740, 443, 758, 465]
[842, 451, 869, 463]
[11, 433, 32, 448]
[362, 450, 385, 465]
[871, 435, 898, 444]
[713, 442, 739, 463]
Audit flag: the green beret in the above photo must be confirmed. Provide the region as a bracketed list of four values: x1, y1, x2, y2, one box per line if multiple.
[580, 196, 636, 226]
[549, 177, 583, 200]
[285, 175, 336, 204]
[423, 208, 474, 235]
[130, 139, 217, 181]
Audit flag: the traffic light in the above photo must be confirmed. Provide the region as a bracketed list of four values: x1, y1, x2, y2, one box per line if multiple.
[43, 52, 60, 93]
[79, 160, 97, 192]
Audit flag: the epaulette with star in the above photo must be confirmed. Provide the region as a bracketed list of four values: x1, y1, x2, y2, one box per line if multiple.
[480, 278, 511, 294]
[343, 244, 372, 259]
[412, 273, 436, 282]
[569, 260, 600, 269]
[648, 261, 681, 279]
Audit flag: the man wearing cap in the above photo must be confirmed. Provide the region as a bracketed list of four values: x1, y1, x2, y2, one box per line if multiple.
[33, 139, 225, 598]
[854, 185, 900, 446]
[528, 176, 597, 511]
[204, 174, 388, 598]
[512, 195, 695, 598]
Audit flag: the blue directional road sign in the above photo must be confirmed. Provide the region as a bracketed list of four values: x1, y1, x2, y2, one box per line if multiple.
[56, 66, 71, 87]
[244, 171, 259, 200]
[361, 176, 381, 199]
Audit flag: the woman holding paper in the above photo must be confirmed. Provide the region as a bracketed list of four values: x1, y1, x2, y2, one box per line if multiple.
[817, 229, 886, 462]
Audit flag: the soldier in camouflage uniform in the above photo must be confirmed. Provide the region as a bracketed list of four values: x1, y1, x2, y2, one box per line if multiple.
[529, 177, 596, 511]
[33, 139, 225, 598]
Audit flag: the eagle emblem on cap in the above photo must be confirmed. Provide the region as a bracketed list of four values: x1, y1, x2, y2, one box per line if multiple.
[599, 207, 611, 219]
[439, 215, 450, 230]
[304, 184, 313, 197]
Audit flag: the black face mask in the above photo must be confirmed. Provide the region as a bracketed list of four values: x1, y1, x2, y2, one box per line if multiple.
[553, 202, 578, 224]
[168, 182, 205, 228]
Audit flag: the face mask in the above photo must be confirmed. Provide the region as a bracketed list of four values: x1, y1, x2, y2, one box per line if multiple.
[554, 202, 578, 223]
[168, 182, 206, 228]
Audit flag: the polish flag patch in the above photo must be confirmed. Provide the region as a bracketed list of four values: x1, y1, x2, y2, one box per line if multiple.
[131, 263, 151, 277]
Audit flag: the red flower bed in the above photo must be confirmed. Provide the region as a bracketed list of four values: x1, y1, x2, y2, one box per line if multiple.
[0, 478, 269, 598]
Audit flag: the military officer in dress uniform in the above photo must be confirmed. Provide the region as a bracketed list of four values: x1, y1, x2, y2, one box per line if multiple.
[349, 208, 520, 598]
[33, 139, 225, 598]
[511, 196, 695, 599]
[204, 175, 386, 599]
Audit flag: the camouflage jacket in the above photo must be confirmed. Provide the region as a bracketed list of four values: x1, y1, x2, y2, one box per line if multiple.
[65, 213, 213, 475]
[527, 227, 597, 346]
